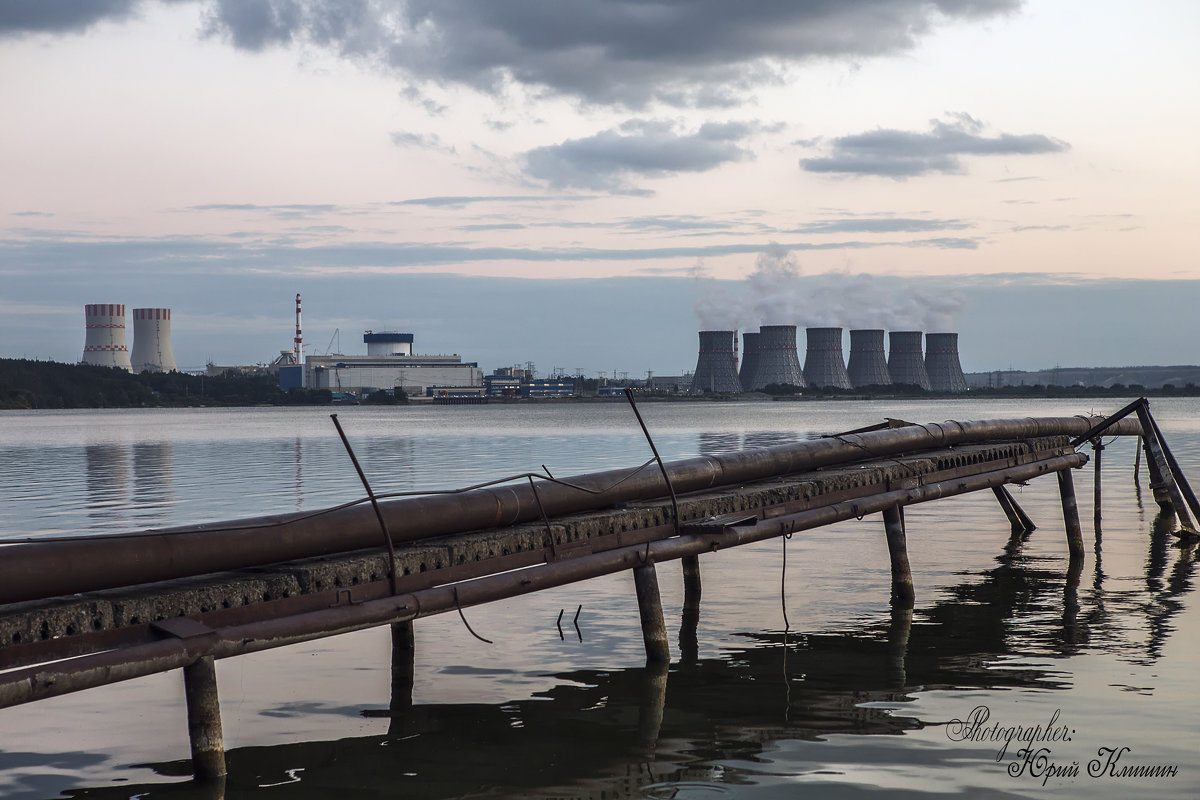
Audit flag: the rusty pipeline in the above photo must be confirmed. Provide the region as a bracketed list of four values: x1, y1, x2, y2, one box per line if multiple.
[0, 416, 1139, 605]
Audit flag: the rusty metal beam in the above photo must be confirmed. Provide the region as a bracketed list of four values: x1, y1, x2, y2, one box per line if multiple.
[0, 450, 1086, 710]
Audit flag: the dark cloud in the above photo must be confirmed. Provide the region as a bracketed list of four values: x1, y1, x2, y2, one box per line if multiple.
[389, 131, 455, 153]
[195, 0, 1021, 107]
[388, 195, 563, 208]
[524, 119, 757, 192]
[801, 114, 1068, 178]
[790, 217, 971, 234]
[0, 0, 141, 36]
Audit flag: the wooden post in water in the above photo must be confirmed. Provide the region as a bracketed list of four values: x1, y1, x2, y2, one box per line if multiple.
[679, 555, 701, 664]
[390, 622, 415, 713]
[633, 562, 671, 663]
[1092, 440, 1104, 534]
[992, 485, 1036, 533]
[1136, 405, 1195, 529]
[1057, 469, 1085, 562]
[183, 656, 226, 780]
[882, 505, 915, 608]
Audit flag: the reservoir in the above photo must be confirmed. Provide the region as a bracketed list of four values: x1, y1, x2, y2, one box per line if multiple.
[0, 398, 1196, 798]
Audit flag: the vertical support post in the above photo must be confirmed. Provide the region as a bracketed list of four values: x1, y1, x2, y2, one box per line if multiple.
[1057, 469, 1085, 562]
[636, 661, 669, 751]
[1136, 404, 1196, 529]
[1134, 436, 1142, 484]
[388, 620, 416, 737]
[1092, 440, 1103, 534]
[992, 485, 1036, 533]
[633, 562, 671, 663]
[679, 555, 701, 663]
[183, 656, 226, 780]
[882, 505, 914, 609]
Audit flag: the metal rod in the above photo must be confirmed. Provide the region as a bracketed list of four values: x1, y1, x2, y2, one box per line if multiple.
[1145, 411, 1200, 529]
[0, 416, 1139, 605]
[882, 505, 915, 608]
[331, 414, 399, 595]
[1069, 397, 1146, 447]
[633, 562, 671, 663]
[1058, 469, 1085, 562]
[0, 451, 1086, 710]
[991, 485, 1036, 533]
[624, 388, 681, 534]
[1136, 404, 1195, 529]
[1134, 436, 1142, 483]
[183, 656, 226, 780]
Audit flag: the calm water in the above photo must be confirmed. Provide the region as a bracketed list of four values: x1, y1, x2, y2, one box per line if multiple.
[0, 399, 1197, 799]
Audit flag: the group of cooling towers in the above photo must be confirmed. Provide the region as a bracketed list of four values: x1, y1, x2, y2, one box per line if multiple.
[691, 326, 968, 394]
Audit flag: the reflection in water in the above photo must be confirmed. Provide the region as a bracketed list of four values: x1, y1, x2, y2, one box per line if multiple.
[62, 536, 1198, 800]
[84, 444, 129, 529]
[132, 442, 174, 527]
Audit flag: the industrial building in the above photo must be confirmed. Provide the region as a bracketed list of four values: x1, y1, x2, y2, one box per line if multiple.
[83, 303, 178, 373]
[304, 331, 482, 395]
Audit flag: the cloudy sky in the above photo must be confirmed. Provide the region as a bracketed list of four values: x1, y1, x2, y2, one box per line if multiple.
[1, 1, 1197, 375]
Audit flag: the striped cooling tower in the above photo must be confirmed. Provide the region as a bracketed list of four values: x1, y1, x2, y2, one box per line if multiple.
[803, 327, 851, 389]
[746, 324, 806, 391]
[82, 304, 132, 371]
[131, 308, 178, 373]
[925, 332, 968, 393]
[847, 329, 892, 388]
[690, 330, 743, 393]
[887, 331, 932, 390]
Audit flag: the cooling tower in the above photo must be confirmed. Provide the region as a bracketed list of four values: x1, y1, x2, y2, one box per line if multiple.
[746, 324, 806, 390]
[925, 332, 968, 393]
[803, 327, 851, 389]
[847, 329, 892, 388]
[887, 331, 932, 390]
[690, 330, 742, 393]
[81, 303, 132, 371]
[738, 331, 760, 389]
[130, 308, 178, 373]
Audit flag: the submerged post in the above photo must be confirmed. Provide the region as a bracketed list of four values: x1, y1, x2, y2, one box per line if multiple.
[992, 485, 1036, 533]
[183, 656, 226, 780]
[882, 505, 915, 608]
[1058, 469, 1085, 562]
[679, 555, 701, 663]
[1093, 440, 1104, 533]
[633, 562, 671, 663]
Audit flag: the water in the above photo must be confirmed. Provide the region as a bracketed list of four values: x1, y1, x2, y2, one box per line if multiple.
[0, 399, 1197, 798]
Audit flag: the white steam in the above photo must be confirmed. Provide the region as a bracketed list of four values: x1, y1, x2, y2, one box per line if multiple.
[692, 245, 964, 333]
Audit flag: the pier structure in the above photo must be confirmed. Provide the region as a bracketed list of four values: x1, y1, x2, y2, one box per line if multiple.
[0, 399, 1194, 782]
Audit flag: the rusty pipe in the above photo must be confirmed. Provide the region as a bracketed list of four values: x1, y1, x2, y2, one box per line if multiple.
[0, 416, 1136, 604]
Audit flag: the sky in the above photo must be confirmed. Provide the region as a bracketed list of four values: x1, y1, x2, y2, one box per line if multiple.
[1, 0, 1198, 376]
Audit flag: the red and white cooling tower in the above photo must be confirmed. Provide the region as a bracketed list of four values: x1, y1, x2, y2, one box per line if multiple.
[130, 308, 178, 373]
[81, 304, 132, 371]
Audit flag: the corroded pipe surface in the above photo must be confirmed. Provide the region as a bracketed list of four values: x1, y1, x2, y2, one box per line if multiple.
[0, 416, 1137, 604]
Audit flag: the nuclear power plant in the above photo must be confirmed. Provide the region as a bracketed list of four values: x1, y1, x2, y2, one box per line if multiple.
[803, 327, 852, 389]
[130, 308, 177, 373]
[690, 330, 742, 393]
[887, 331, 933, 390]
[689, 325, 968, 394]
[846, 329, 892, 388]
[925, 332, 969, 393]
[744, 324, 805, 391]
[82, 303, 178, 373]
[81, 304, 133, 371]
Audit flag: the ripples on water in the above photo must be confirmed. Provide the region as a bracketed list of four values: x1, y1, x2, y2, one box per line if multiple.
[0, 399, 1197, 799]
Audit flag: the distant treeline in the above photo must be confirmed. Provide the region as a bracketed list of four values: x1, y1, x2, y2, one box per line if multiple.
[0, 359, 333, 410]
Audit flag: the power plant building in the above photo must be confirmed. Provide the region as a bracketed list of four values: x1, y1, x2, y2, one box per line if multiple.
[888, 331, 932, 390]
[304, 331, 482, 395]
[130, 308, 177, 373]
[81, 304, 132, 371]
[745, 325, 806, 391]
[925, 332, 968, 393]
[690, 330, 742, 393]
[803, 327, 852, 390]
[846, 329, 891, 388]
